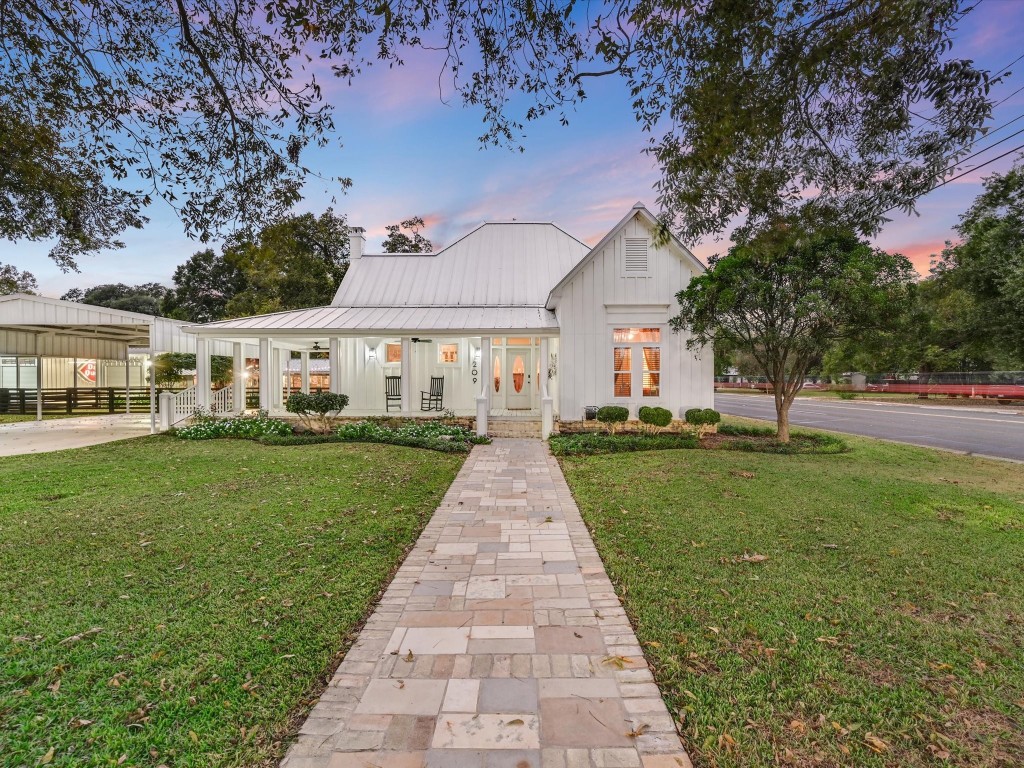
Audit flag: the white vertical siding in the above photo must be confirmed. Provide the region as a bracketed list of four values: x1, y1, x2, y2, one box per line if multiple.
[334, 337, 482, 413]
[554, 213, 714, 419]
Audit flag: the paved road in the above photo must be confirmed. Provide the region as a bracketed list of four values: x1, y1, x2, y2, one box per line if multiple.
[715, 393, 1024, 461]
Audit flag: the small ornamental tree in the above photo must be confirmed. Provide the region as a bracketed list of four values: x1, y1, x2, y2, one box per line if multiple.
[671, 224, 915, 442]
[638, 406, 672, 433]
[286, 392, 349, 433]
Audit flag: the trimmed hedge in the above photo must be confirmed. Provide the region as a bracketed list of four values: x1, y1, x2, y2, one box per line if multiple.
[259, 432, 474, 453]
[549, 433, 699, 456]
[596, 405, 629, 424]
[716, 423, 848, 454]
[638, 406, 673, 428]
[684, 407, 721, 426]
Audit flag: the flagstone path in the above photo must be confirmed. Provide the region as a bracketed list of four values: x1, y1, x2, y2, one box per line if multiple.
[282, 439, 692, 768]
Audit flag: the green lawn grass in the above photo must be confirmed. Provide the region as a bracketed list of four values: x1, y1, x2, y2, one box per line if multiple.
[559, 424, 1024, 767]
[0, 437, 462, 766]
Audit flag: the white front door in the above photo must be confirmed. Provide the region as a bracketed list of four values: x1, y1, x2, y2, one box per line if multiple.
[505, 348, 533, 409]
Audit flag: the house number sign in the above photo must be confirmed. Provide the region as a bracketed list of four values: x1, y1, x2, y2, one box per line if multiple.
[471, 351, 479, 385]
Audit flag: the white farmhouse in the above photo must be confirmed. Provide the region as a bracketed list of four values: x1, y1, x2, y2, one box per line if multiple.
[187, 202, 714, 436]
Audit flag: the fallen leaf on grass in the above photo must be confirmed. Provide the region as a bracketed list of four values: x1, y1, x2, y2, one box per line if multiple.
[788, 719, 806, 734]
[736, 552, 769, 564]
[864, 733, 889, 753]
[815, 636, 840, 646]
[68, 718, 93, 729]
[60, 627, 102, 645]
[39, 747, 55, 765]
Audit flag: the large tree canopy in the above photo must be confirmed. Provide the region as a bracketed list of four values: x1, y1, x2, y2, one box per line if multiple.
[0, 1, 997, 269]
[61, 282, 169, 315]
[0, 263, 38, 295]
[381, 216, 433, 253]
[162, 249, 248, 324]
[933, 163, 1024, 363]
[223, 209, 349, 316]
[672, 224, 916, 440]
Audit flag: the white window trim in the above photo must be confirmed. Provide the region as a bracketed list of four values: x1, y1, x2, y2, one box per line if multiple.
[436, 341, 461, 366]
[382, 342, 402, 366]
[608, 325, 664, 401]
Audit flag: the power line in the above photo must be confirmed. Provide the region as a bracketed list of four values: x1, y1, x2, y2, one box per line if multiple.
[945, 125, 1024, 173]
[993, 83, 1024, 109]
[884, 140, 1024, 214]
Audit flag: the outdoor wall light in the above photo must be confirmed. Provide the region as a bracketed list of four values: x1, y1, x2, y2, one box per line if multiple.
[366, 344, 378, 363]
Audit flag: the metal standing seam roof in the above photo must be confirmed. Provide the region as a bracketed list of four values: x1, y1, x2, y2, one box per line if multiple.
[189, 222, 589, 336]
[332, 222, 590, 307]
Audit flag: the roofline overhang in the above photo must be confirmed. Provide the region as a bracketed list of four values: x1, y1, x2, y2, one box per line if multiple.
[186, 327, 561, 339]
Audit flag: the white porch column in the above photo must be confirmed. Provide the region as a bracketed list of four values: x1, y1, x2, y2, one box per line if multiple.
[400, 337, 411, 413]
[476, 336, 491, 437]
[300, 351, 310, 394]
[258, 337, 272, 412]
[232, 342, 245, 413]
[195, 337, 211, 411]
[329, 337, 342, 394]
[125, 356, 131, 414]
[540, 337, 553, 439]
[272, 346, 282, 410]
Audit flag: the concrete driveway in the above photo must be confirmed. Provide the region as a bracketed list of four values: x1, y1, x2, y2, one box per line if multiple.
[0, 414, 154, 457]
[716, 393, 1024, 462]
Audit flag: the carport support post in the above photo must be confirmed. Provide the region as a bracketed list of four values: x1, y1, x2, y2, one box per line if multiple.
[258, 338, 272, 411]
[329, 338, 342, 394]
[400, 337, 411, 414]
[149, 355, 156, 434]
[125, 356, 131, 414]
[300, 352, 310, 394]
[232, 343, 245, 413]
[36, 355, 42, 422]
[195, 337, 211, 412]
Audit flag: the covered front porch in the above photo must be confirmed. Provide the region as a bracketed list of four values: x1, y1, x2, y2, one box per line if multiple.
[188, 332, 559, 438]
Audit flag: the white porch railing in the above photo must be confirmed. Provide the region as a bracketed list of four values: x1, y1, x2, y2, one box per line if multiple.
[169, 386, 197, 426]
[211, 386, 233, 414]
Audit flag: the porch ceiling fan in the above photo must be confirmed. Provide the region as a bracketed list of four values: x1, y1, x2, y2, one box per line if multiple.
[311, 342, 324, 351]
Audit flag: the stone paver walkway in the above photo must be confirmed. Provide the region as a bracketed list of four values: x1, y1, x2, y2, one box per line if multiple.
[283, 439, 692, 768]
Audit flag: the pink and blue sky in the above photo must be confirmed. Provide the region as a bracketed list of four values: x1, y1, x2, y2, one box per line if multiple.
[5, 3, 1024, 296]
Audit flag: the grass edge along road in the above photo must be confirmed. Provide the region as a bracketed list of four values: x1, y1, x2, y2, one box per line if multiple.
[0, 436, 463, 767]
[559, 420, 1024, 767]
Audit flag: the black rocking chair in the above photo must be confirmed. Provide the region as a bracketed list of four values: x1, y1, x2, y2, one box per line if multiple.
[385, 375, 402, 412]
[420, 376, 444, 411]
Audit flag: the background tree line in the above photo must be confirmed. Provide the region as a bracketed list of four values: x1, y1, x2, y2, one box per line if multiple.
[24, 213, 432, 322]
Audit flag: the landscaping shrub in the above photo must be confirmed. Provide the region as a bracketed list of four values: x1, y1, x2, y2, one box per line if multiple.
[549, 433, 699, 456]
[286, 391, 350, 432]
[837, 390, 858, 400]
[685, 407, 721, 425]
[175, 411, 293, 440]
[638, 406, 673, 431]
[334, 419, 488, 452]
[596, 405, 629, 433]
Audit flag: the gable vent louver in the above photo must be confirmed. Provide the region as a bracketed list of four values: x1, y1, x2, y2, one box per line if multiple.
[624, 237, 650, 274]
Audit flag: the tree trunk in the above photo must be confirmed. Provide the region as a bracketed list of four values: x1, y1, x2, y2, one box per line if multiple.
[773, 380, 791, 443]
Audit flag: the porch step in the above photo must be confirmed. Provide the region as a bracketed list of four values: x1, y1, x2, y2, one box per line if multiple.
[488, 418, 543, 439]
